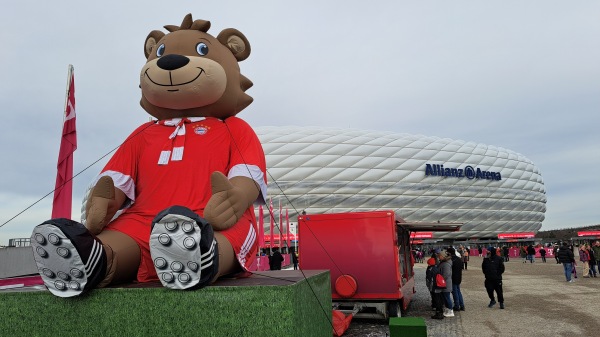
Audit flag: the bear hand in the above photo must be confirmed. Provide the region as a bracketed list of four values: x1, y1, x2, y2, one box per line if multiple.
[204, 172, 255, 231]
[85, 176, 116, 235]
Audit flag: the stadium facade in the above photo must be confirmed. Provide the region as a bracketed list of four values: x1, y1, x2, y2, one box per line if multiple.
[255, 127, 546, 240]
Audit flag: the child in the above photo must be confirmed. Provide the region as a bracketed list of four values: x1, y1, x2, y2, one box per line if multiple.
[425, 257, 438, 311]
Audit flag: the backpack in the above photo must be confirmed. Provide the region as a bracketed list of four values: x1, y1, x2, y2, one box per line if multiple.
[435, 273, 447, 288]
[427, 264, 446, 290]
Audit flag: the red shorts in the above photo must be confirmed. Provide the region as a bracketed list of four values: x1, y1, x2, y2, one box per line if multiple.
[106, 211, 257, 282]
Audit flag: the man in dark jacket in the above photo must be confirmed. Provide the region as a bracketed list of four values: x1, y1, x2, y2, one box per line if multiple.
[448, 247, 465, 311]
[526, 245, 536, 263]
[557, 242, 575, 282]
[269, 247, 284, 270]
[502, 246, 510, 262]
[482, 246, 505, 309]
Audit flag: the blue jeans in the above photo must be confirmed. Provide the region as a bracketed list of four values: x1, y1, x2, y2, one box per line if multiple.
[563, 262, 573, 281]
[452, 283, 464, 309]
[442, 292, 453, 309]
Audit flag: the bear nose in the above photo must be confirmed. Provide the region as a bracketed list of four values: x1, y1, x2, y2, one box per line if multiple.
[156, 54, 190, 71]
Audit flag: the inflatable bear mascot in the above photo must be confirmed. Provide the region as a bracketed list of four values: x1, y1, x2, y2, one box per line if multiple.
[30, 14, 267, 297]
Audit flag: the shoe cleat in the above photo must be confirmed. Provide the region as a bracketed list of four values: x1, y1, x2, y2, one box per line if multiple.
[150, 206, 218, 290]
[30, 220, 105, 298]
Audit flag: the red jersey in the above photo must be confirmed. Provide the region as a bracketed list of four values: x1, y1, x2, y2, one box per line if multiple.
[97, 116, 267, 282]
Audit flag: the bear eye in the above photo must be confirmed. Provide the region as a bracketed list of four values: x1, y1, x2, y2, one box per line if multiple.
[196, 43, 208, 56]
[156, 44, 165, 57]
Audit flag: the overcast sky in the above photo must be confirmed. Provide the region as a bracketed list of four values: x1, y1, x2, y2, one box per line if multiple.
[1, 1, 598, 245]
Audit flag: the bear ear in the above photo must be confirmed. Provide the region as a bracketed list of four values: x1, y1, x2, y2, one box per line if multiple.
[217, 28, 251, 61]
[144, 30, 166, 59]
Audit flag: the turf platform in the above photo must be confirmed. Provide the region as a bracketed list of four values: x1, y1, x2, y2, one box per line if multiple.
[0, 270, 332, 337]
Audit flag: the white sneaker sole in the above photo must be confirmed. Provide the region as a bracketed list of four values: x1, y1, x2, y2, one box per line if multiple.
[150, 214, 216, 290]
[31, 225, 98, 297]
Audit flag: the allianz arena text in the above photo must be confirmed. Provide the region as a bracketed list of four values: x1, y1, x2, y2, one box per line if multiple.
[255, 127, 546, 240]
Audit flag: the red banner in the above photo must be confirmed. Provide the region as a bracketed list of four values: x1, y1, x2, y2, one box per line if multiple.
[578, 231, 600, 237]
[52, 65, 77, 219]
[410, 232, 433, 239]
[258, 205, 265, 247]
[285, 208, 290, 248]
[498, 232, 535, 239]
[264, 234, 298, 242]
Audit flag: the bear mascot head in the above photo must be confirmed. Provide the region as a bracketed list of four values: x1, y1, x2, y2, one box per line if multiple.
[30, 14, 267, 297]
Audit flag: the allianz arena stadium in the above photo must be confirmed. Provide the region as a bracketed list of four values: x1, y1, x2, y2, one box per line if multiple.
[254, 126, 546, 240]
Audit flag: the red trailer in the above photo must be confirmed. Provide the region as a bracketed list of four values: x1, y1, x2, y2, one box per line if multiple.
[298, 210, 461, 319]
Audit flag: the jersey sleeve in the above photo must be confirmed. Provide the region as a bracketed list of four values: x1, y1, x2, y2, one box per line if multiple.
[224, 117, 267, 204]
[97, 122, 152, 202]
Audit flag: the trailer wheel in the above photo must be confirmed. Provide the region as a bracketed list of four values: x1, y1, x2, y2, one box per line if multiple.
[387, 300, 401, 317]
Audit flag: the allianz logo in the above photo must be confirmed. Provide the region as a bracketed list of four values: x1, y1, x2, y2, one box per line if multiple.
[424, 163, 502, 181]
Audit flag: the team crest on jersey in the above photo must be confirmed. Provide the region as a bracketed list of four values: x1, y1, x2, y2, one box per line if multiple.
[194, 125, 210, 135]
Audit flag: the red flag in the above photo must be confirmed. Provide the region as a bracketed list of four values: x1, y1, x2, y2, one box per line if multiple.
[269, 198, 274, 248]
[286, 208, 290, 248]
[258, 205, 265, 248]
[52, 65, 77, 219]
[279, 200, 283, 248]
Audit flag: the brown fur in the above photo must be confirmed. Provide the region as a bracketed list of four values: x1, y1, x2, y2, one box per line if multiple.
[140, 13, 253, 121]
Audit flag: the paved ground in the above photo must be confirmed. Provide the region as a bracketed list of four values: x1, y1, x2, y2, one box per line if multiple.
[343, 256, 600, 337]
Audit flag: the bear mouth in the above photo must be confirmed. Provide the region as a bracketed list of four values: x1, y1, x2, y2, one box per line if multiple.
[143, 67, 205, 88]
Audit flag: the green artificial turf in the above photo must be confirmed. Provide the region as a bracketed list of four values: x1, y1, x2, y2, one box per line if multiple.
[0, 271, 332, 337]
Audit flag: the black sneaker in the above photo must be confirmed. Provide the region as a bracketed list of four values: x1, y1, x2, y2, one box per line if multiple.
[488, 300, 496, 308]
[31, 218, 107, 298]
[460, 307, 465, 311]
[150, 206, 219, 290]
[499, 303, 505, 309]
[431, 313, 444, 320]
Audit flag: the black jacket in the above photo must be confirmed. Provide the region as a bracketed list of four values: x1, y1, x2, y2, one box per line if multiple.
[269, 251, 284, 270]
[482, 251, 505, 281]
[557, 246, 575, 264]
[450, 255, 463, 285]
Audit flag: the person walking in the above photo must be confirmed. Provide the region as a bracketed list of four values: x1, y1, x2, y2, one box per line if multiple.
[554, 245, 560, 264]
[579, 244, 590, 278]
[557, 242, 575, 282]
[539, 246, 547, 263]
[290, 247, 299, 270]
[526, 245, 536, 263]
[503, 246, 510, 262]
[572, 244, 579, 279]
[588, 244, 597, 277]
[462, 247, 469, 270]
[482, 246, 505, 309]
[520, 246, 527, 263]
[448, 247, 465, 311]
[478, 246, 483, 257]
[593, 241, 600, 273]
